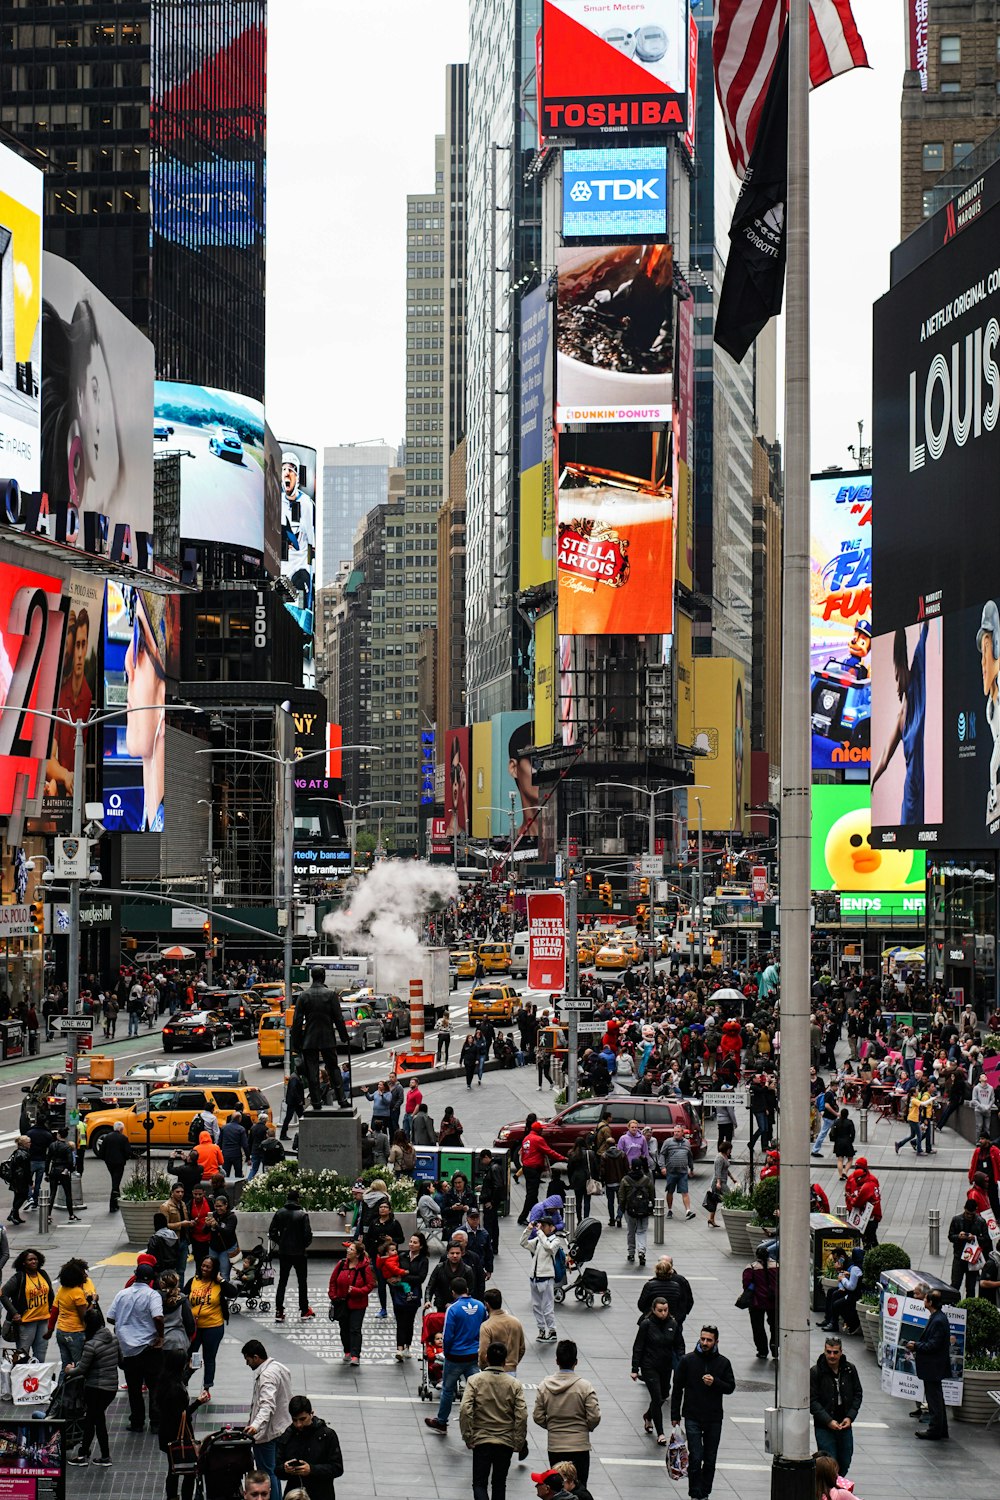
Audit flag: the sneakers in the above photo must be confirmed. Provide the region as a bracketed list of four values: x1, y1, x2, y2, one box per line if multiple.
[666, 1209, 673, 1219]
[68, 1215, 81, 1222]
[342, 1353, 352, 1363]
[69, 1456, 90, 1466]
[350, 1356, 360, 1367]
[275, 1312, 286, 1322]
[302, 1308, 316, 1319]
[544, 1329, 557, 1340]
[536, 1329, 549, 1341]
[685, 1211, 696, 1220]
[638, 1251, 646, 1266]
[93, 1457, 113, 1467]
[376, 1308, 388, 1319]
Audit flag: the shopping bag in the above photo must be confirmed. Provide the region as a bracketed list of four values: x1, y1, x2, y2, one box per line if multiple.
[10, 1361, 58, 1406]
[667, 1424, 689, 1481]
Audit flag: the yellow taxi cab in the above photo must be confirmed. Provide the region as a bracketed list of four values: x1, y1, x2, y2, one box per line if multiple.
[478, 942, 511, 974]
[468, 983, 519, 1024]
[595, 942, 630, 971]
[85, 1078, 272, 1154]
[619, 938, 643, 966]
[252, 982, 286, 1005]
[577, 936, 597, 966]
[451, 950, 477, 980]
[258, 1007, 295, 1067]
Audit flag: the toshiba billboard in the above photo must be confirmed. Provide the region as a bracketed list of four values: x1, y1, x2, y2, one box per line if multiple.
[541, 0, 688, 138]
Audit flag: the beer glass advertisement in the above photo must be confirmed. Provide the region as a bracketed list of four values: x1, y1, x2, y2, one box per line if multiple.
[541, 0, 688, 138]
[0, 143, 43, 495]
[556, 245, 673, 425]
[810, 472, 872, 772]
[557, 430, 673, 635]
[153, 381, 265, 553]
[872, 184, 1000, 850]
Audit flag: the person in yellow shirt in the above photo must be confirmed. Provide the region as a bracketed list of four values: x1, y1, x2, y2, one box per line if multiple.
[0, 1247, 54, 1362]
[183, 1257, 234, 1396]
[47, 1257, 96, 1368]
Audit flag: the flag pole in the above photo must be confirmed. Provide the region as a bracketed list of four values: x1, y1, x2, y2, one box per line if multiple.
[772, 0, 814, 1492]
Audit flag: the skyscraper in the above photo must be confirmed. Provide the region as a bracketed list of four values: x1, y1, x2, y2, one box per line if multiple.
[321, 443, 398, 587]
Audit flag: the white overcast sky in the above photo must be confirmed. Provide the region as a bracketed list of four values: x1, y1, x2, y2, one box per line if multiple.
[264, 0, 902, 471]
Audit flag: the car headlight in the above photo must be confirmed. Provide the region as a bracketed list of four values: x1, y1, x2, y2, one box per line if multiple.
[497, 1127, 510, 1142]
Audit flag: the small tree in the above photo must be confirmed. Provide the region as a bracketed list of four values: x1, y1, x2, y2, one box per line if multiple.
[861, 1241, 910, 1289]
[958, 1296, 1000, 1358]
[751, 1175, 780, 1225]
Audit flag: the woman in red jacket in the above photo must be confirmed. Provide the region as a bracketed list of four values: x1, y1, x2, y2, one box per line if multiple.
[327, 1241, 375, 1368]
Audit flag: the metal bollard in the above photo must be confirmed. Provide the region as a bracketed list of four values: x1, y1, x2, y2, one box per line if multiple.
[72, 1172, 86, 1210]
[564, 1201, 577, 1241]
[552, 1058, 565, 1091]
[36, 1179, 50, 1236]
[859, 1109, 868, 1144]
[835, 1203, 846, 1220]
[653, 1198, 666, 1245]
[929, 1208, 940, 1258]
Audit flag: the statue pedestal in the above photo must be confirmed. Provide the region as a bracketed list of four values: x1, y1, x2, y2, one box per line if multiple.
[297, 1110, 362, 1179]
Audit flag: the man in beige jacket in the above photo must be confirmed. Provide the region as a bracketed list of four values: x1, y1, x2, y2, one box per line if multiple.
[532, 1338, 601, 1487]
[478, 1288, 526, 1372]
[459, 1341, 528, 1500]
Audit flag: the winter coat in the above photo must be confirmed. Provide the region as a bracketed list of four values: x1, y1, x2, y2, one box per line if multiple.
[478, 1310, 526, 1370]
[519, 1224, 566, 1280]
[96, 1131, 132, 1170]
[631, 1313, 679, 1374]
[914, 1308, 951, 1382]
[619, 1167, 656, 1221]
[75, 1327, 120, 1391]
[831, 1118, 856, 1158]
[327, 1256, 375, 1312]
[247, 1355, 293, 1445]
[532, 1370, 602, 1451]
[810, 1352, 863, 1428]
[459, 1368, 528, 1449]
[637, 1272, 695, 1331]
[411, 1112, 438, 1145]
[671, 1344, 736, 1425]
[425, 1256, 478, 1312]
[520, 1126, 565, 1172]
[276, 1415, 344, 1500]
[268, 1202, 314, 1258]
[742, 1261, 778, 1313]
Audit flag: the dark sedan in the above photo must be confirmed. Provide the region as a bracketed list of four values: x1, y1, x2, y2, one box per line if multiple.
[198, 989, 260, 1040]
[161, 1010, 234, 1053]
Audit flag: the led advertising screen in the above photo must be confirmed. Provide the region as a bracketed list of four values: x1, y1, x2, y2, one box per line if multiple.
[39, 255, 153, 568]
[41, 572, 102, 830]
[563, 148, 668, 239]
[811, 783, 926, 919]
[519, 284, 555, 589]
[0, 1416, 65, 1500]
[151, 159, 264, 248]
[0, 144, 43, 495]
[0, 560, 66, 817]
[490, 710, 540, 841]
[810, 472, 872, 772]
[556, 244, 672, 425]
[102, 581, 179, 833]
[444, 727, 471, 836]
[557, 431, 673, 635]
[541, 0, 688, 138]
[691, 657, 747, 834]
[279, 442, 317, 640]
[871, 187, 1000, 851]
[153, 381, 265, 552]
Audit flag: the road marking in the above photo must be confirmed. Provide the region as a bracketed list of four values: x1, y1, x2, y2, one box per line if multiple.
[303, 1394, 423, 1405]
[730, 1416, 889, 1429]
[94, 1253, 140, 1267]
[601, 1458, 771, 1471]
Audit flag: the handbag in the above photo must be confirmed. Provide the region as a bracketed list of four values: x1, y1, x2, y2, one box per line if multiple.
[329, 1297, 347, 1321]
[10, 1360, 58, 1406]
[585, 1177, 601, 1197]
[168, 1412, 200, 1475]
[735, 1281, 755, 1310]
[703, 1189, 721, 1212]
[0, 1319, 14, 1343]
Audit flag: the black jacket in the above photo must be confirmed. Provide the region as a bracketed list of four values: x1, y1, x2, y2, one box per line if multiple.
[810, 1353, 863, 1428]
[425, 1256, 477, 1312]
[25, 1126, 52, 1160]
[670, 1344, 736, 1425]
[948, 1212, 992, 1261]
[45, 1139, 75, 1178]
[631, 1313, 679, 1373]
[97, 1130, 133, 1169]
[637, 1272, 695, 1330]
[914, 1308, 951, 1382]
[291, 985, 349, 1053]
[276, 1415, 344, 1500]
[269, 1203, 314, 1257]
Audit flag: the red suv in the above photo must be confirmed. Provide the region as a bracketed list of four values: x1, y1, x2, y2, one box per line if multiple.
[494, 1095, 705, 1158]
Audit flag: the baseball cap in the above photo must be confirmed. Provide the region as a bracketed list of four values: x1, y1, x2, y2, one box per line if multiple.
[530, 1472, 563, 1486]
[136, 1254, 157, 1267]
[855, 1157, 868, 1168]
[352, 1180, 365, 1189]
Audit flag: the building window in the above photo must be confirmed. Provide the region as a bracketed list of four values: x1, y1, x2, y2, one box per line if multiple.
[953, 141, 974, 166]
[922, 142, 944, 172]
[939, 35, 960, 63]
[941, 81, 960, 93]
[922, 190, 937, 218]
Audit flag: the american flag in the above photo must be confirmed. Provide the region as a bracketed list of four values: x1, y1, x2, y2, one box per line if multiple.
[713, 0, 869, 177]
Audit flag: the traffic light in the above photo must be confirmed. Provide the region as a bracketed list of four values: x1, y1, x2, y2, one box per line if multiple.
[29, 897, 44, 935]
[639, 877, 650, 897]
[636, 904, 648, 932]
[585, 872, 593, 892]
[203, 919, 212, 946]
[600, 881, 613, 909]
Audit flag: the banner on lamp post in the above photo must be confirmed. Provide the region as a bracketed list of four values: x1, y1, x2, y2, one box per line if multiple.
[527, 890, 567, 992]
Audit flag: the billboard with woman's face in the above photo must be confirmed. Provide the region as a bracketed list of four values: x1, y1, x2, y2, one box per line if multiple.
[444, 727, 471, 836]
[102, 581, 178, 833]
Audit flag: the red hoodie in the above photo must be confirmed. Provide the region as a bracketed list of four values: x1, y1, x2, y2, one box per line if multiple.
[520, 1124, 566, 1171]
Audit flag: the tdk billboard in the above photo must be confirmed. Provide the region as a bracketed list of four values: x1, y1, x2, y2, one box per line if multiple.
[562, 147, 668, 239]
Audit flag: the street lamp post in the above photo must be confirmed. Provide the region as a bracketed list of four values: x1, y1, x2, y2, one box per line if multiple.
[695, 796, 705, 970]
[337, 799, 399, 873]
[197, 799, 214, 984]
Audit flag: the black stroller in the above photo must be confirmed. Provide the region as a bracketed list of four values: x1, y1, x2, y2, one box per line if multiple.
[198, 1428, 255, 1500]
[229, 1239, 274, 1314]
[553, 1216, 611, 1308]
[47, 1369, 86, 1449]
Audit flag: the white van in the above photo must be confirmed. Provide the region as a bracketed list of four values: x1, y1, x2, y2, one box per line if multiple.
[510, 932, 529, 977]
[306, 955, 369, 988]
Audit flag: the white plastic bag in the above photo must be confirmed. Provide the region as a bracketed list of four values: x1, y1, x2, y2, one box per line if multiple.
[10, 1361, 58, 1405]
[667, 1424, 689, 1482]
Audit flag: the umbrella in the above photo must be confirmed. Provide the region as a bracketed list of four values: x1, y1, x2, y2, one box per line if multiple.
[710, 987, 743, 1002]
[159, 944, 196, 960]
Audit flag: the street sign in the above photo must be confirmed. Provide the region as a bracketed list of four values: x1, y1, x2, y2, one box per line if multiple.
[701, 1089, 750, 1108]
[640, 853, 662, 878]
[53, 1015, 94, 1034]
[558, 998, 592, 1012]
[751, 865, 767, 902]
[103, 1081, 144, 1100]
[576, 1021, 605, 1035]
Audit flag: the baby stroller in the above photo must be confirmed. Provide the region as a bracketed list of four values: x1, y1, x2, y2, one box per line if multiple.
[553, 1216, 611, 1308]
[47, 1368, 86, 1450]
[417, 1309, 446, 1402]
[198, 1427, 255, 1500]
[229, 1240, 273, 1314]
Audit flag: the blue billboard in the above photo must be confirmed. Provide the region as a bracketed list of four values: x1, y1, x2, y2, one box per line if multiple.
[562, 148, 668, 238]
[152, 159, 263, 249]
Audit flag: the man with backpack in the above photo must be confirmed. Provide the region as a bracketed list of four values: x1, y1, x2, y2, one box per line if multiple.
[268, 1188, 314, 1323]
[45, 1128, 80, 1222]
[619, 1158, 655, 1267]
[1, 1138, 32, 1224]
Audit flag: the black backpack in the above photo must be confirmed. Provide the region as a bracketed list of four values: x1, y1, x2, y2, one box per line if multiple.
[629, 1183, 654, 1219]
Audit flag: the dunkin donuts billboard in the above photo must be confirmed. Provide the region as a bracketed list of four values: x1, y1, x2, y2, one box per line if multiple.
[556, 430, 673, 636]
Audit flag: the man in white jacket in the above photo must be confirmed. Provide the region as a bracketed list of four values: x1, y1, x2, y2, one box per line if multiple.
[520, 1215, 566, 1343]
[972, 1077, 996, 1141]
[242, 1340, 293, 1500]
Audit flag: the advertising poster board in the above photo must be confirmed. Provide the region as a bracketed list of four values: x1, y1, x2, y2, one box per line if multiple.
[519, 285, 555, 588]
[0, 561, 67, 818]
[691, 658, 747, 833]
[811, 784, 926, 916]
[810, 472, 872, 771]
[471, 721, 493, 841]
[541, 0, 688, 138]
[562, 148, 668, 239]
[0, 1416, 65, 1500]
[879, 1293, 965, 1405]
[102, 581, 178, 833]
[444, 727, 471, 837]
[490, 711, 540, 843]
[0, 143, 43, 495]
[556, 245, 673, 425]
[279, 441, 315, 637]
[153, 380, 265, 553]
[40, 573, 102, 830]
[527, 890, 567, 992]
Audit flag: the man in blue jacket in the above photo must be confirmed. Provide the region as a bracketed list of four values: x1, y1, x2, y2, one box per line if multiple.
[425, 1279, 487, 1435]
[908, 1289, 951, 1441]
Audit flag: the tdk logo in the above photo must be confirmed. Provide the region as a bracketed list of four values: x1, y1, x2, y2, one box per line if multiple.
[569, 176, 661, 202]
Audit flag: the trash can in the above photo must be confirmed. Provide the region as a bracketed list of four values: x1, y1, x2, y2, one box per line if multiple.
[0, 1022, 24, 1061]
[810, 1212, 862, 1311]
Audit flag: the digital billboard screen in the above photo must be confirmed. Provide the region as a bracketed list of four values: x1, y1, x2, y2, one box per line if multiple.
[0, 560, 67, 817]
[444, 727, 471, 836]
[153, 381, 265, 552]
[0, 143, 43, 495]
[40, 254, 154, 568]
[541, 0, 688, 138]
[151, 159, 263, 248]
[810, 473, 872, 772]
[102, 581, 178, 833]
[490, 710, 540, 843]
[691, 658, 746, 834]
[41, 573, 102, 830]
[563, 148, 668, 239]
[279, 442, 316, 640]
[556, 244, 672, 425]
[519, 284, 555, 589]
[812, 783, 926, 919]
[557, 430, 672, 635]
[871, 185, 1000, 850]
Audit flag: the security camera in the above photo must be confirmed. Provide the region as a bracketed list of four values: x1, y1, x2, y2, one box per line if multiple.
[41, 869, 55, 885]
[87, 869, 102, 884]
[23, 860, 35, 874]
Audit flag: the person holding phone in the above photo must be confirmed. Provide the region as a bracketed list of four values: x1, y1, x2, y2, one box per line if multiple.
[276, 1397, 344, 1500]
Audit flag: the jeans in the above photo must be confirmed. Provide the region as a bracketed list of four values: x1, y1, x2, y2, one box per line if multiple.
[29, 1160, 45, 1203]
[15, 1319, 47, 1362]
[193, 1323, 225, 1388]
[436, 1357, 479, 1425]
[626, 1214, 649, 1256]
[471, 1442, 514, 1500]
[812, 1118, 833, 1153]
[529, 1278, 556, 1333]
[685, 1417, 722, 1498]
[276, 1254, 309, 1315]
[896, 1120, 923, 1154]
[80, 1387, 115, 1459]
[252, 1440, 280, 1500]
[121, 1347, 162, 1427]
[640, 1363, 672, 1436]
[437, 1034, 451, 1063]
[950, 1257, 979, 1296]
[128, 1012, 140, 1036]
[605, 1184, 620, 1223]
[56, 1329, 85, 1368]
[175, 1238, 190, 1285]
[210, 1245, 236, 1281]
[975, 1108, 994, 1140]
[221, 1155, 244, 1180]
[477, 1055, 485, 1081]
[815, 1423, 854, 1475]
[482, 1201, 500, 1253]
[574, 1189, 591, 1221]
[750, 1112, 772, 1150]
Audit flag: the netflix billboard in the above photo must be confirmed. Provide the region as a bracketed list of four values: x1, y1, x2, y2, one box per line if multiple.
[541, 0, 688, 139]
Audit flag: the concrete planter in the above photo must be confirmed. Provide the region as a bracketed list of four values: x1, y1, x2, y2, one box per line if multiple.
[119, 1201, 162, 1246]
[858, 1303, 879, 1356]
[721, 1207, 756, 1258]
[956, 1366, 1000, 1423]
[237, 1209, 418, 1254]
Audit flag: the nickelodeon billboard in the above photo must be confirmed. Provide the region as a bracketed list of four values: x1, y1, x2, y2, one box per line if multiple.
[691, 658, 747, 834]
[810, 472, 872, 773]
